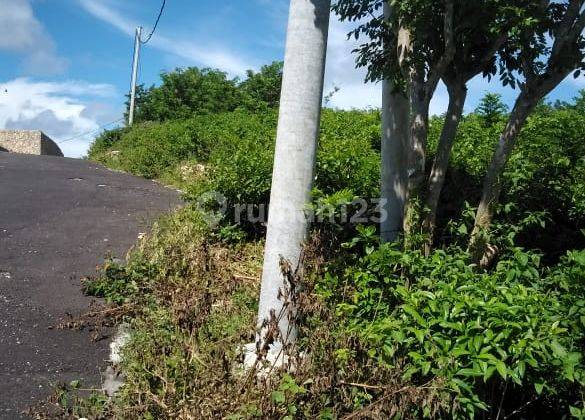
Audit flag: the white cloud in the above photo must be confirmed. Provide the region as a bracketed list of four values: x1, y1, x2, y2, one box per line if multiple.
[0, 0, 68, 75]
[77, 0, 254, 75]
[0, 78, 119, 158]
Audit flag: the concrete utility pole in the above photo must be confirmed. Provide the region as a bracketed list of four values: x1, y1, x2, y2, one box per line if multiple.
[381, 80, 409, 243]
[380, 3, 409, 243]
[251, 0, 331, 364]
[128, 26, 142, 126]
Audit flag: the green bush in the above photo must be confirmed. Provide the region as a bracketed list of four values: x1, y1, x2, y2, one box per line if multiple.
[317, 109, 381, 197]
[89, 112, 276, 180]
[507, 108, 585, 221]
[185, 109, 381, 233]
[431, 106, 585, 225]
[319, 227, 585, 417]
[90, 94, 585, 252]
[114, 120, 203, 179]
[190, 111, 278, 206]
[87, 126, 129, 158]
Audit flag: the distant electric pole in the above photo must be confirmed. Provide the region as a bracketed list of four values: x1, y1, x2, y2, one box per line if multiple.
[128, 26, 142, 126]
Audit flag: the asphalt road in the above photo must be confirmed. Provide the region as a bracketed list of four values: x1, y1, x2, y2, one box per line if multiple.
[0, 153, 181, 418]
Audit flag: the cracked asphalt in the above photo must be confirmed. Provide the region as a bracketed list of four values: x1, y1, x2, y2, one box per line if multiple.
[0, 153, 181, 418]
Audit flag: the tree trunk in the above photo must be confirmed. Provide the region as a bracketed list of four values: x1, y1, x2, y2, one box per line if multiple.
[469, 91, 535, 263]
[422, 80, 467, 254]
[403, 76, 430, 242]
[469, 63, 574, 264]
[380, 3, 409, 244]
[253, 0, 330, 361]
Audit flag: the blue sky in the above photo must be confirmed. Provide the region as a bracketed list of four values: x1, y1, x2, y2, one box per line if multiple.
[0, 0, 583, 157]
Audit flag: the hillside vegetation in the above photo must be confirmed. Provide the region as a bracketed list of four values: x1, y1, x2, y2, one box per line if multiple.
[71, 63, 585, 419]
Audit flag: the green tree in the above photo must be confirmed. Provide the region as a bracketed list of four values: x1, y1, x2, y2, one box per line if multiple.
[470, 1, 585, 264]
[131, 67, 242, 122]
[475, 93, 509, 127]
[240, 61, 283, 110]
[126, 64, 284, 123]
[573, 89, 585, 112]
[419, 3, 539, 253]
[333, 0, 545, 249]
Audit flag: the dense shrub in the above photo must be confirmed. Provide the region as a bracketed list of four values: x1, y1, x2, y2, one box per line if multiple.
[90, 97, 585, 254]
[89, 112, 273, 180]
[89, 109, 382, 212]
[87, 126, 129, 158]
[316, 109, 381, 197]
[98, 120, 200, 178]
[319, 227, 585, 418]
[191, 108, 381, 205]
[429, 105, 585, 225]
[508, 108, 585, 220]
[427, 104, 585, 257]
[190, 111, 278, 206]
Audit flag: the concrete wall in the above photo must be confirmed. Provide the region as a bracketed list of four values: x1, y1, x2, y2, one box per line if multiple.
[0, 131, 63, 157]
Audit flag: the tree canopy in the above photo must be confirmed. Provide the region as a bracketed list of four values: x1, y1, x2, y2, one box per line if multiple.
[475, 93, 509, 126]
[126, 61, 284, 123]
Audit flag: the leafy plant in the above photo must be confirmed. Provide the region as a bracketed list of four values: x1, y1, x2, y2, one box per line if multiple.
[321, 233, 585, 418]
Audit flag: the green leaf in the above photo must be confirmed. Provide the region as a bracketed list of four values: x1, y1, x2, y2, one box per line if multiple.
[402, 304, 427, 327]
[458, 224, 468, 235]
[271, 391, 286, 404]
[534, 382, 544, 395]
[550, 340, 567, 358]
[457, 368, 481, 377]
[570, 405, 582, 418]
[495, 361, 507, 380]
[484, 366, 496, 382]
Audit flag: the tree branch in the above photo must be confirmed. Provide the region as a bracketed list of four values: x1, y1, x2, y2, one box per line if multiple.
[524, 6, 584, 103]
[556, 0, 583, 39]
[425, 0, 456, 99]
[464, 32, 509, 81]
[550, 8, 585, 69]
[521, 53, 538, 84]
[567, 9, 585, 40]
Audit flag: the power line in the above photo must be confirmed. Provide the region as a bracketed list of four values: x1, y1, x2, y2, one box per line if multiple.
[57, 118, 125, 144]
[140, 0, 166, 44]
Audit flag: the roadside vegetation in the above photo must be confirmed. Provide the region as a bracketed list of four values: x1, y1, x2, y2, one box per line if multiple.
[65, 55, 585, 419]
